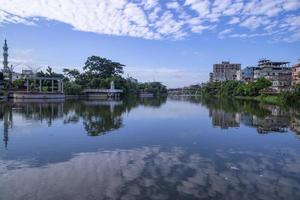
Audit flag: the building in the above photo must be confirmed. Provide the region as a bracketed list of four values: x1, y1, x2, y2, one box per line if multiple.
[21, 69, 34, 79]
[241, 66, 259, 81]
[254, 59, 291, 92]
[292, 61, 300, 86]
[210, 61, 241, 82]
[236, 70, 242, 81]
[2, 40, 36, 83]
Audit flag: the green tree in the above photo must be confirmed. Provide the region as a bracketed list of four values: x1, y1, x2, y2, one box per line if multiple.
[254, 77, 272, 91]
[64, 82, 83, 95]
[63, 68, 80, 81]
[83, 56, 124, 79]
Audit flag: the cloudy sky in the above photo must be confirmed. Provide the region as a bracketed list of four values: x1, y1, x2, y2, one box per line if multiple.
[0, 0, 300, 87]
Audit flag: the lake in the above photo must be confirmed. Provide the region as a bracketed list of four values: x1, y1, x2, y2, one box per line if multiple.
[0, 97, 300, 200]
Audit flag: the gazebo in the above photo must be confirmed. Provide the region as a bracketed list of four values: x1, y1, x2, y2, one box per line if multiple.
[10, 76, 65, 99]
[25, 76, 64, 93]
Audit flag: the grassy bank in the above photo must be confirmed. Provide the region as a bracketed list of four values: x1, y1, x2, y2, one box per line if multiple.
[235, 95, 285, 105]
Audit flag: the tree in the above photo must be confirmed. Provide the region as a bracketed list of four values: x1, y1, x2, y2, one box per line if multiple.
[254, 77, 272, 91]
[45, 66, 54, 77]
[83, 56, 124, 79]
[64, 82, 83, 95]
[63, 68, 80, 81]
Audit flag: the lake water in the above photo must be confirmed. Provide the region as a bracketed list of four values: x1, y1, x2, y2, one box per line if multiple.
[0, 97, 300, 200]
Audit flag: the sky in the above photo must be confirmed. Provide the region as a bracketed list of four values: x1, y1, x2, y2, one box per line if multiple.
[0, 0, 300, 88]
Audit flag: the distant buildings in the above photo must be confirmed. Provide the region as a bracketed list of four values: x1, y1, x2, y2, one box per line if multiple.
[1, 40, 34, 84]
[210, 61, 241, 82]
[292, 61, 300, 86]
[209, 59, 297, 93]
[241, 66, 259, 81]
[254, 59, 292, 92]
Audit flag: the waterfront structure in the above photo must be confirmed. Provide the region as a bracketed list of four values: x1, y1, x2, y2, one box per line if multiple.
[9, 76, 65, 99]
[292, 61, 300, 86]
[254, 59, 291, 92]
[83, 81, 123, 99]
[210, 61, 241, 82]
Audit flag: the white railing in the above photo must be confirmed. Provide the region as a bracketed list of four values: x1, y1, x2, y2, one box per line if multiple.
[83, 89, 123, 93]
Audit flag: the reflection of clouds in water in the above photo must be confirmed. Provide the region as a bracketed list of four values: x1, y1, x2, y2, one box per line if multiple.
[1, 147, 300, 200]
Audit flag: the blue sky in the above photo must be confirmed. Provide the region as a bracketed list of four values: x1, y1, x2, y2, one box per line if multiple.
[0, 0, 300, 88]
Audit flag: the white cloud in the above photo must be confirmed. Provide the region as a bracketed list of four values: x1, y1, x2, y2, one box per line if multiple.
[0, 0, 299, 42]
[228, 17, 240, 24]
[240, 16, 271, 30]
[218, 28, 233, 39]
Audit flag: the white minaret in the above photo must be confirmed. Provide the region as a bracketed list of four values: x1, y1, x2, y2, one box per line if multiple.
[3, 39, 9, 72]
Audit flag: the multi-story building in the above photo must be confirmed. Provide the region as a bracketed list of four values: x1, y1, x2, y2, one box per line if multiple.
[241, 66, 259, 81]
[254, 59, 291, 92]
[236, 70, 242, 81]
[210, 61, 241, 82]
[292, 61, 300, 86]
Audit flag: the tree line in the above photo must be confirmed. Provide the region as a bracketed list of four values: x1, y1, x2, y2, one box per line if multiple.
[3, 56, 167, 96]
[198, 78, 300, 106]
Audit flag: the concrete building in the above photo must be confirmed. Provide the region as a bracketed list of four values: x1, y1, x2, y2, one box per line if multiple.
[241, 66, 259, 81]
[210, 61, 241, 82]
[292, 61, 300, 86]
[254, 59, 291, 92]
[236, 70, 242, 81]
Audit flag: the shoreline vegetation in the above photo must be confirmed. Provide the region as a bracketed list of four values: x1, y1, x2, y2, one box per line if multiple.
[0, 56, 167, 98]
[197, 78, 300, 107]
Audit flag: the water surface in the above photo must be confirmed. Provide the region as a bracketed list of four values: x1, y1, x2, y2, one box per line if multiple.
[0, 97, 300, 200]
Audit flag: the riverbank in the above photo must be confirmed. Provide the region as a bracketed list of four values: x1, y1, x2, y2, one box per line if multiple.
[236, 94, 300, 106]
[235, 95, 280, 104]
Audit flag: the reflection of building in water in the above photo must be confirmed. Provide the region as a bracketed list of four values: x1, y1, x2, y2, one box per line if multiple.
[251, 105, 290, 134]
[209, 109, 240, 129]
[0, 103, 13, 149]
[290, 115, 300, 136]
[0, 102, 64, 148]
[240, 113, 254, 127]
[13, 102, 64, 126]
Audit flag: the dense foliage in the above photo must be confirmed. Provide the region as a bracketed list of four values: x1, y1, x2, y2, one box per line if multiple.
[0, 56, 167, 96]
[33, 56, 167, 96]
[198, 78, 300, 106]
[199, 78, 272, 97]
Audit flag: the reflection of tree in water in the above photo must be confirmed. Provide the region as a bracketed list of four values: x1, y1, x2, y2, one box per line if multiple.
[65, 96, 167, 136]
[76, 101, 124, 136]
[0, 97, 167, 145]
